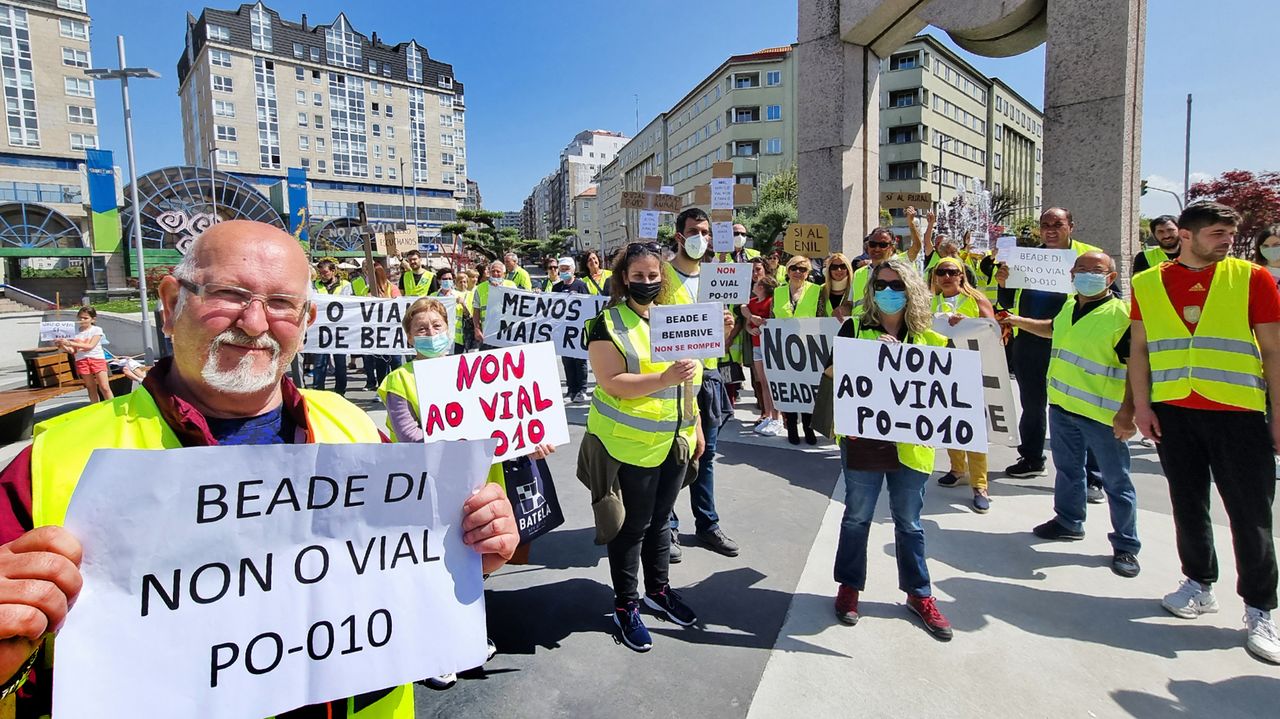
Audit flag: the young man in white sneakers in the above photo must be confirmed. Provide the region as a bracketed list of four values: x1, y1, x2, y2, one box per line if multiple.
[1129, 202, 1280, 664]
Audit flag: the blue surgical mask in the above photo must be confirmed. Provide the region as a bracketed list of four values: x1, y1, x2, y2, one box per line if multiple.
[414, 333, 452, 358]
[559, 270, 573, 282]
[874, 288, 908, 314]
[440, 279, 454, 291]
[1072, 272, 1109, 297]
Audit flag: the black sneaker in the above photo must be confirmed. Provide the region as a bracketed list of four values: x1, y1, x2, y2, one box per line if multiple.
[696, 527, 740, 557]
[1087, 485, 1106, 504]
[643, 585, 698, 626]
[937, 472, 963, 488]
[1112, 551, 1141, 578]
[669, 528, 682, 564]
[1032, 518, 1085, 541]
[613, 601, 652, 651]
[1005, 458, 1046, 478]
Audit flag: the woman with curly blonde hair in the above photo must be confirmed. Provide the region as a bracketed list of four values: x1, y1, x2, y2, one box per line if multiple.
[832, 257, 954, 641]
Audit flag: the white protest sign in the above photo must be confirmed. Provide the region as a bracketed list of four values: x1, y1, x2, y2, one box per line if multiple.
[414, 342, 569, 463]
[304, 294, 457, 355]
[995, 235, 1017, 256]
[39, 320, 76, 342]
[760, 317, 844, 413]
[712, 220, 734, 253]
[931, 316, 1020, 446]
[649, 302, 724, 362]
[833, 337, 987, 451]
[55, 441, 493, 719]
[482, 285, 606, 359]
[638, 210, 659, 239]
[1005, 246, 1075, 294]
[697, 262, 753, 304]
[710, 178, 734, 210]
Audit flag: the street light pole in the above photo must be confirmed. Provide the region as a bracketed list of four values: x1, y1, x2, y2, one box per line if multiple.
[1183, 93, 1193, 207]
[86, 36, 160, 364]
[935, 137, 951, 207]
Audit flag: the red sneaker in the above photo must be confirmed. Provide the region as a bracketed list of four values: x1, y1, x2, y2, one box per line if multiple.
[835, 585, 860, 625]
[906, 595, 953, 641]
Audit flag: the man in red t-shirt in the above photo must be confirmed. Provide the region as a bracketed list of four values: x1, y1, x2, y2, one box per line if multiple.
[1129, 201, 1280, 664]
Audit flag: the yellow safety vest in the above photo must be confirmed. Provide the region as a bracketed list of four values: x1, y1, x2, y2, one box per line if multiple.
[661, 263, 719, 370]
[1142, 246, 1174, 269]
[773, 265, 787, 285]
[400, 269, 436, 296]
[506, 266, 532, 291]
[584, 269, 612, 296]
[378, 363, 505, 487]
[313, 279, 352, 295]
[351, 275, 369, 296]
[930, 292, 980, 318]
[772, 281, 821, 319]
[29, 388, 415, 719]
[473, 279, 517, 329]
[967, 256, 999, 303]
[1047, 296, 1131, 425]
[586, 304, 703, 468]
[849, 325, 947, 474]
[1131, 257, 1266, 411]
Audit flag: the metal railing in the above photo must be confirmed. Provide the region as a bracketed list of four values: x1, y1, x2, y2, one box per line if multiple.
[0, 283, 57, 309]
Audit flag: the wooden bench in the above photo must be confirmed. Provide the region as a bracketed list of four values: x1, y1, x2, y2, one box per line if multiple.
[0, 385, 83, 442]
[2, 349, 130, 442]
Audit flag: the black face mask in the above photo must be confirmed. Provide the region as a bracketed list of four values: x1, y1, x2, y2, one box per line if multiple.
[628, 280, 662, 305]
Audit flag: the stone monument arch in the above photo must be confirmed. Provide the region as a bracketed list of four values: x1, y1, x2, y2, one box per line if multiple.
[797, 0, 1145, 274]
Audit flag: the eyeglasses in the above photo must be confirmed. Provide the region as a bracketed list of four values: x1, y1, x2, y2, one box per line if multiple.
[177, 278, 308, 320]
[934, 268, 962, 278]
[829, 264, 848, 272]
[788, 266, 810, 273]
[873, 279, 907, 292]
[867, 240, 893, 249]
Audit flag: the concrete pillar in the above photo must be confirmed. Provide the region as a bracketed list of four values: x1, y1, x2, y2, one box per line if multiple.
[1042, 0, 1146, 279]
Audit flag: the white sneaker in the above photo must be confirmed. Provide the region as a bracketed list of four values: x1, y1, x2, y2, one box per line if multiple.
[423, 672, 457, 690]
[763, 418, 782, 436]
[1161, 578, 1219, 619]
[1245, 607, 1280, 664]
[753, 418, 771, 435]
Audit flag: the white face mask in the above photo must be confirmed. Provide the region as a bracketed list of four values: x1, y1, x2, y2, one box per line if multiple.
[682, 233, 707, 260]
[733, 233, 747, 250]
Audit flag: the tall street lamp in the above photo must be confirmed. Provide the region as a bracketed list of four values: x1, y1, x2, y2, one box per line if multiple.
[934, 136, 952, 209]
[86, 36, 160, 363]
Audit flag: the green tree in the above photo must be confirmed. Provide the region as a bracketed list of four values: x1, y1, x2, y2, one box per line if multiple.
[656, 223, 675, 244]
[878, 207, 893, 227]
[738, 164, 798, 252]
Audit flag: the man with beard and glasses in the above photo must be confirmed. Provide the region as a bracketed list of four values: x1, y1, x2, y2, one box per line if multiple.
[0, 221, 519, 717]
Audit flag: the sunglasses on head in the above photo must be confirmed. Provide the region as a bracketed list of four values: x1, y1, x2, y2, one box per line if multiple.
[625, 241, 661, 257]
[873, 279, 907, 292]
[867, 240, 893, 249]
[789, 265, 810, 273]
[934, 268, 962, 278]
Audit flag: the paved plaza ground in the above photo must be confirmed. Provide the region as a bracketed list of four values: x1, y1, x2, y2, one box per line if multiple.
[1, 317, 1276, 717]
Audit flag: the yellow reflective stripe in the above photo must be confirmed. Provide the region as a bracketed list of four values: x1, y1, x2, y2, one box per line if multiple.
[590, 396, 680, 432]
[1050, 348, 1127, 380]
[608, 307, 641, 375]
[1049, 377, 1123, 411]
[1151, 366, 1267, 390]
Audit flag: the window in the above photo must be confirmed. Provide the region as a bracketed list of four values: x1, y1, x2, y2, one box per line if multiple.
[65, 77, 93, 98]
[293, 42, 305, 59]
[1036, 147, 1042, 162]
[374, 165, 382, 178]
[994, 125, 1002, 141]
[371, 102, 380, 115]
[440, 114, 453, 127]
[207, 24, 231, 42]
[886, 161, 918, 180]
[210, 49, 232, 68]
[213, 75, 233, 93]
[325, 14, 361, 69]
[406, 42, 423, 83]
[385, 104, 394, 118]
[314, 114, 324, 128]
[300, 158, 310, 169]
[439, 94, 451, 107]
[889, 53, 917, 70]
[215, 125, 236, 141]
[732, 107, 759, 123]
[310, 47, 321, 62]
[443, 171, 456, 185]
[372, 123, 381, 137]
[439, 76, 453, 89]
[295, 90, 306, 105]
[57, 0, 87, 9]
[295, 66, 305, 82]
[440, 133, 454, 147]
[69, 132, 97, 150]
[250, 2, 272, 51]
[766, 105, 781, 121]
[889, 89, 916, 107]
[59, 19, 87, 40]
[313, 92, 322, 106]
[440, 152, 454, 165]
[765, 137, 782, 154]
[766, 70, 781, 86]
[216, 149, 239, 165]
[452, 110, 463, 124]
[994, 153, 1002, 169]
[733, 141, 757, 157]
[733, 72, 759, 89]
[315, 137, 325, 151]
[373, 144, 381, 158]
[297, 112, 308, 126]
[312, 69, 321, 84]
[214, 100, 235, 117]
[387, 145, 395, 159]
[388, 166, 396, 179]
[369, 60, 379, 74]
[62, 48, 89, 68]
[317, 159, 326, 173]
[386, 126, 395, 138]
[67, 106, 95, 125]
[888, 126, 917, 144]
[299, 136, 309, 150]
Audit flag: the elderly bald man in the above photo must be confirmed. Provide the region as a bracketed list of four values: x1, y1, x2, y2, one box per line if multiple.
[1002, 251, 1141, 579]
[0, 220, 518, 717]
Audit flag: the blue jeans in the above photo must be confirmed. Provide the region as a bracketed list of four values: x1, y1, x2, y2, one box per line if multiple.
[310, 353, 347, 394]
[834, 462, 932, 597]
[671, 411, 721, 534]
[1048, 406, 1140, 553]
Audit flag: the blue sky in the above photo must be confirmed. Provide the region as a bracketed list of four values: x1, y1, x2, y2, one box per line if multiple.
[87, 0, 1277, 217]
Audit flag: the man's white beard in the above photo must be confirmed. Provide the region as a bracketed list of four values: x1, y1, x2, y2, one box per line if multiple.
[201, 328, 284, 394]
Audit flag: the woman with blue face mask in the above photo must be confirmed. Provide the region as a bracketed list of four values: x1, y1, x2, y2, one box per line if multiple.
[830, 257, 955, 641]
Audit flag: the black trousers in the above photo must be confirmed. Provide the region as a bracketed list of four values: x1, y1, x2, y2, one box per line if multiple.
[1154, 403, 1278, 610]
[1011, 334, 1102, 486]
[606, 443, 688, 603]
[563, 357, 588, 395]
